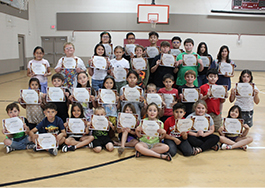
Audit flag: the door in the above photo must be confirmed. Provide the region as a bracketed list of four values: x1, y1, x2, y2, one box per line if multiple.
[18, 35, 26, 70]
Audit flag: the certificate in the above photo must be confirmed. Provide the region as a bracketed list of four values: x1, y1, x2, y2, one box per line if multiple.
[98, 89, 117, 104]
[103, 44, 113, 58]
[90, 115, 109, 131]
[123, 87, 142, 102]
[146, 47, 159, 58]
[146, 93, 163, 108]
[91, 56, 107, 70]
[66, 118, 86, 134]
[161, 54, 176, 67]
[20, 89, 40, 104]
[191, 116, 210, 131]
[36, 133, 57, 150]
[182, 88, 200, 103]
[174, 119, 193, 134]
[125, 44, 136, 56]
[112, 67, 127, 81]
[210, 85, 227, 99]
[72, 88, 91, 102]
[141, 119, 162, 137]
[2, 117, 25, 134]
[182, 54, 198, 66]
[30, 62, 46, 75]
[62, 57, 77, 69]
[200, 56, 211, 67]
[218, 62, 234, 76]
[46, 87, 65, 102]
[131, 57, 147, 70]
[236, 83, 254, 97]
[170, 49, 183, 57]
[117, 113, 138, 129]
[223, 118, 243, 134]
[163, 93, 176, 109]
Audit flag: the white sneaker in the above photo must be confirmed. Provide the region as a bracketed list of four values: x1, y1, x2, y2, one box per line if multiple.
[5, 145, 14, 153]
[49, 148, 58, 156]
[221, 144, 227, 150]
[242, 145, 248, 151]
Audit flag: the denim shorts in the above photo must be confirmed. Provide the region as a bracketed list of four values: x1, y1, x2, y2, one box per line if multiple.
[10, 135, 30, 150]
[242, 110, 253, 128]
[92, 79, 103, 91]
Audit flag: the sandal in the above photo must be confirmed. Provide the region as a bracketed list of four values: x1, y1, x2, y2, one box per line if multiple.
[211, 144, 220, 151]
[161, 153, 172, 161]
[193, 147, 202, 155]
[118, 147, 124, 155]
[135, 150, 142, 158]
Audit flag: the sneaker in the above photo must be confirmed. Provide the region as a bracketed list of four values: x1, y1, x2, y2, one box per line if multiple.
[62, 145, 75, 152]
[88, 142, 93, 149]
[49, 148, 58, 156]
[6, 145, 14, 153]
[242, 145, 248, 151]
[221, 143, 227, 150]
[221, 144, 232, 150]
[26, 143, 35, 150]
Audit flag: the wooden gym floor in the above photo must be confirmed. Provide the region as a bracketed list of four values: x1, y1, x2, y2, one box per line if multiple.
[0, 70, 264, 187]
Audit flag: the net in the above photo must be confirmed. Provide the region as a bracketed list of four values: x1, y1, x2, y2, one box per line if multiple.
[149, 18, 158, 29]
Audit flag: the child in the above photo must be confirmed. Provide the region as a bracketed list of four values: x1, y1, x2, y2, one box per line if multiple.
[99, 31, 114, 59]
[62, 103, 94, 152]
[219, 105, 253, 150]
[187, 100, 220, 154]
[171, 36, 184, 56]
[229, 70, 260, 127]
[27, 46, 51, 93]
[176, 38, 204, 88]
[164, 103, 194, 156]
[197, 42, 213, 87]
[89, 106, 115, 153]
[135, 103, 171, 161]
[147, 31, 159, 84]
[29, 103, 66, 156]
[116, 103, 139, 155]
[18, 78, 45, 130]
[123, 32, 136, 62]
[2, 103, 31, 153]
[88, 44, 111, 91]
[55, 42, 86, 88]
[151, 41, 178, 89]
[200, 69, 227, 131]
[157, 74, 178, 122]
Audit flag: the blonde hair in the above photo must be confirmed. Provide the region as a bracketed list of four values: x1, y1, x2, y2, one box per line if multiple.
[192, 100, 208, 112]
[146, 83, 156, 91]
[184, 70, 196, 78]
[63, 42, 75, 51]
[94, 106, 106, 114]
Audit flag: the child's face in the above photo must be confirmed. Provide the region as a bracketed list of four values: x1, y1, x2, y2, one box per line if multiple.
[30, 81, 39, 90]
[77, 73, 89, 87]
[160, 46, 170, 54]
[173, 108, 186, 119]
[96, 46, 105, 56]
[127, 34, 135, 44]
[95, 109, 106, 116]
[184, 42, 194, 53]
[207, 74, 218, 84]
[72, 106, 81, 118]
[44, 108, 57, 120]
[221, 48, 228, 58]
[126, 73, 137, 87]
[52, 78, 63, 87]
[147, 86, 157, 93]
[64, 44, 75, 57]
[242, 73, 251, 83]
[34, 49, 44, 61]
[125, 106, 133, 114]
[163, 78, 174, 89]
[101, 34, 110, 44]
[149, 35, 158, 45]
[172, 40, 181, 49]
[7, 108, 20, 118]
[104, 78, 114, 89]
[135, 47, 143, 57]
[147, 105, 158, 120]
[230, 108, 239, 119]
[195, 103, 206, 116]
[200, 44, 206, 54]
[185, 74, 196, 84]
[114, 48, 124, 60]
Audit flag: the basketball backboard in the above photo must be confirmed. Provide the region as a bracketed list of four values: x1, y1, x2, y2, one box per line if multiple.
[137, 4, 169, 24]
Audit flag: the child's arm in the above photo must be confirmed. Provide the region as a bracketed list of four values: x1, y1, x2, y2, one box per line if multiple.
[197, 59, 204, 72]
[140, 103, 147, 117]
[201, 89, 211, 101]
[29, 128, 39, 143]
[254, 89, 260, 104]
[218, 126, 225, 136]
[116, 95, 121, 110]
[241, 124, 250, 137]
[56, 129, 66, 142]
[229, 88, 236, 102]
[24, 123, 30, 135]
[135, 126, 143, 138]
[151, 59, 161, 73]
[159, 106, 165, 118]
[108, 121, 115, 131]
[27, 68, 34, 77]
[18, 98, 26, 109]
[44, 67, 52, 77]
[88, 59, 94, 76]
[180, 131, 188, 140]
[90, 95, 98, 108]
[202, 125, 214, 137]
[158, 128, 166, 140]
[164, 134, 181, 145]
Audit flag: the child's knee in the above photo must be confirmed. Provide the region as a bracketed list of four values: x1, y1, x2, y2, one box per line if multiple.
[4, 139, 12, 146]
[93, 147, 102, 153]
[106, 143, 114, 152]
[65, 138, 71, 145]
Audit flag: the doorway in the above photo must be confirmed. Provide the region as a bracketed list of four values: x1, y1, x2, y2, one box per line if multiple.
[18, 35, 26, 70]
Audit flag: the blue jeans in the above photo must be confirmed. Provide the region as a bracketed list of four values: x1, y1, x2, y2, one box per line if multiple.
[10, 136, 31, 150]
[197, 75, 208, 87]
[40, 82, 48, 93]
[92, 79, 104, 91]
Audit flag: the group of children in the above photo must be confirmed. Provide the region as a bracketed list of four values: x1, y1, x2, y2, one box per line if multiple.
[2, 31, 260, 161]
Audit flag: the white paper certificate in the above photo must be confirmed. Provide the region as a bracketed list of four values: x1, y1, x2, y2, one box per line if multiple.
[117, 113, 138, 129]
[141, 119, 161, 137]
[125, 44, 136, 56]
[46, 87, 65, 102]
[182, 88, 200, 103]
[66, 118, 86, 134]
[113, 67, 127, 82]
[170, 49, 183, 57]
[20, 89, 40, 104]
[200, 56, 211, 67]
[210, 85, 227, 99]
[163, 94, 176, 109]
[174, 119, 193, 134]
[90, 115, 109, 131]
[223, 118, 243, 134]
[30, 62, 46, 75]
[103, 44, 113, 58]
[62, 57, 77, 69]
[91, 56, 107, 70]
[131, 58, 147, 70]
[123, 87, 142, 102]
[146, 93, 163, 108]
[236, 83, 254, 97]
[191, 116, 210, 131]
[161, 54, 176, 67]
[72, 88, 91, 102]
[218, 62, 234, 76]
[146, 47, 159, 58]
[98, 89, 117, 104]
[2, 117, 25, 134]
[36, 133, 57, 150]
[182, 54, 198, 66]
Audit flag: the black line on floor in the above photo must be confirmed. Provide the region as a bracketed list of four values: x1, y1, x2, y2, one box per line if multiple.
[0, 155, 135, 187]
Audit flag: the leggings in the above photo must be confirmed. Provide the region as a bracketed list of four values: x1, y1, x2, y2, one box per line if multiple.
[164, 138, 193, 157]
[187, 134, 219, 152]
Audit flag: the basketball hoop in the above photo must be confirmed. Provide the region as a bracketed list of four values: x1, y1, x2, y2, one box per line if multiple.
[149, 18, 158, 29]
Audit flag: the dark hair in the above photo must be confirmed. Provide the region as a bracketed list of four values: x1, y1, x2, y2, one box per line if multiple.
[51, 73, 64, 82]
[146, 102, 159, 118]
[217, 45, 231, 63]
[6, 103, 19, 113]
[173, 103, 186, 112]
[197, 42, 208, 56]
[135, 45, 145, 52]
[44, 103, 57, 111]
[114, 45, 124, 52]
[123, 103, 136, 114]
[148, 31, 159, 38]
[71, 103, 84, 118]
[171, 36, 182, 43]
[29, 78, 41, 90]
[227, 105, 242, 119]
[102, 75, 117, 89]
[33, 46, 44, 55]
[127, 70, 139, 79]
[206, 68, 218, 77]
[239, 69, 253, 83]
[160, 41, 170, 47]
[100, 31, 112, 43]
[184, 38, 194, 45]
[163, 73, 174, 81]
[126, 32, 135, 39]
[76, 72, 91, 88]
[94, 43, 106, 57]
